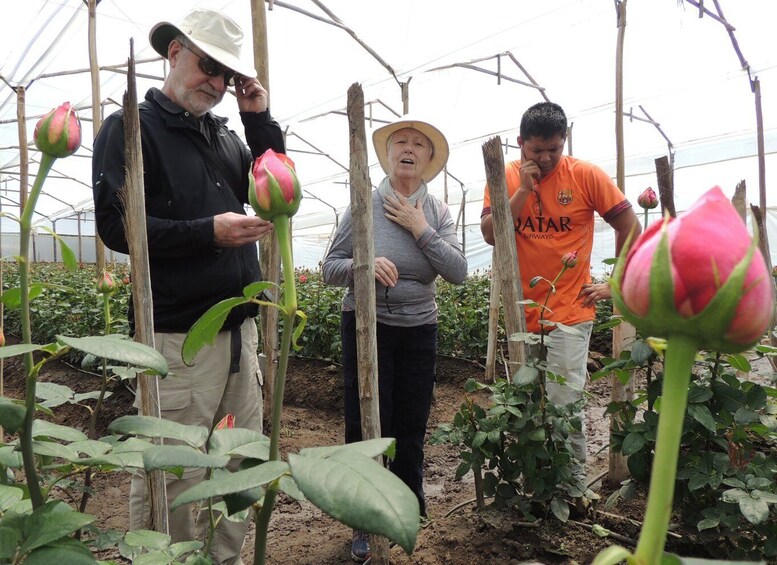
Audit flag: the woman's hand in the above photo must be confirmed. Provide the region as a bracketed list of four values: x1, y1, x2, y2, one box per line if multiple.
[374, 256, 398, 287]
[383, 193, 428, 239]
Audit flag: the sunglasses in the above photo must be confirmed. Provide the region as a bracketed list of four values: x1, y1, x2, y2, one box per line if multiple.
[179, 43, 237, 87]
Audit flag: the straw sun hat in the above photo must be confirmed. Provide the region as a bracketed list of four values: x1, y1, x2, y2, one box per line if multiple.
[149, 8, 257, 78]
[372, 116, 450, 182]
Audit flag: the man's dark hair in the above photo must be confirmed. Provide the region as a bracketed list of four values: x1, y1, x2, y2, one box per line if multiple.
[519, 102, 567, 140]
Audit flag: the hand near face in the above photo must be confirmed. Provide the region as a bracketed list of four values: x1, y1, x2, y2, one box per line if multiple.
[383, 193, 429, 239]
[235, 76, 269, 113]
[519, 147, 541, 190]
[213, 212, 273, 247]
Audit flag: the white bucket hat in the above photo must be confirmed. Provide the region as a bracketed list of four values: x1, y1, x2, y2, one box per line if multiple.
[149, 8, 257, 78]
[372, 116, 449, 182]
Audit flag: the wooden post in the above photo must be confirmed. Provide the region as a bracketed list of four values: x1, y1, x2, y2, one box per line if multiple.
[346, 82, 389, 564]
[654, 156, 676, 218]
[251, 0, 279, 425]
[484, 255, 501, 383]
[120, 42, 168, 534]
[750, 204, 777, 371]
[16, 87, 28, 214]
[482, 137, 527, 374]
[731, 180, 747, 221]
[88, 0, 106, 273]
[609, 0, 634, 485]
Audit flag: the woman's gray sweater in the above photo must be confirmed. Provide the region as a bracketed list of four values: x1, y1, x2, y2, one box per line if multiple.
[322, 189, 467, 327]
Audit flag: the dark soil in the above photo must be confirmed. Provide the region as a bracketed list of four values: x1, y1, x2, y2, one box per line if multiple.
[3, 346, 773, 564]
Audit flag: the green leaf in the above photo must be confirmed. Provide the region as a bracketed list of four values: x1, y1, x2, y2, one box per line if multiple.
[590, 544, 632, 565]
[1, 284, 45, 308]
[687, 404, 717, 432]
[31, 441, 79, 461]
[621, 432, 646, 456]
[299, 438, 395, 460]
[182, 297, 249, 365]
[697, 517, 719, 531]
[513, 365, 539, 386]
[289, 450, 418, 555]
[733, 407, 759, 425]
[56, 335, 168, 376]
[38, 226, 77, 271]
[527, 428, 545, 442]
[550, 497, 569, 522]
[0, 343, 45, 359]
[0, 527, 19, 559]
[109, 415, 208, 447]
[242, 281, 276, 299]
[24, 546, 96, 565]
[19, 501, 96, 553]
[592, 523, 611, 537]
[0, 485, 24, 511]
[171, 461, 288, 510]
[737, 495, 770, 524]
[32, 419, 88, 442]
[143, 445, 229, 471]
[123, 529, 171, 550]
[0, 398, 26, 433]
[630, 340, 653, 365]
[725, 353, 751, 372]
[686, 385, 713, 404]
[208, 427, 268, 456]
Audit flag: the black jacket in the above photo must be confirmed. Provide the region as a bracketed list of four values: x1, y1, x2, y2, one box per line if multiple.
[92, 88, 285, 332]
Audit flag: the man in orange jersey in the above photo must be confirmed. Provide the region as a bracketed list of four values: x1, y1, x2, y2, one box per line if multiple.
[480, 101, 640, 478]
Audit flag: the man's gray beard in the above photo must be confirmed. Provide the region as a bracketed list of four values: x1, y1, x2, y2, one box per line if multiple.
[171, 82, 223, 117]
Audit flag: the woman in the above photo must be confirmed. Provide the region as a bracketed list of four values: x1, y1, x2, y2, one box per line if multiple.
[323, 116, 467, 562]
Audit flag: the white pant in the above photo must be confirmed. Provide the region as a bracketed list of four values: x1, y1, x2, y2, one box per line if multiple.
[129, 318, 263, 565]
[542, 321, 593, 465]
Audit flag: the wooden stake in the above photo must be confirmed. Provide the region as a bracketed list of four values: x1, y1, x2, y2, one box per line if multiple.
[119, 41, 168, 534]
[87, 0, 106, 274]
[251, 0, 280, 427]
[481, 137, 526, 373]
[485, 253, 501, 383]
[654, 156, 676, 218]
[609, 0, 634, 486]
[346, 82, 389, 564]
[750, 204, 777, 372]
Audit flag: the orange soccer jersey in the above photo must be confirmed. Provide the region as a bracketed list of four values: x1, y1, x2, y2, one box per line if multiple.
[481, 155, 631, 333]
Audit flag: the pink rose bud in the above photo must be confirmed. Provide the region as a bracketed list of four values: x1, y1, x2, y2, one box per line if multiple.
[215, 414, 235, 430]
[248, 149, 302, 221]
[561, 250, 578, 268]
[96, 271, 117, 295]
[637, 187, 659, 210]
[614, 186, 774, 353]
[0, 328, 5, 347]
[299, 274, 308, 283]
[34, 102, 82, 158]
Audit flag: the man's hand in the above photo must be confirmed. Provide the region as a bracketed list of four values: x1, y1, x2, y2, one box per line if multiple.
[578, 283, 612, 307]
[374, 256, 399, 288]
[519, 147, 541, 191]
[213, 212, 273, 247]
[235, 76, 269, 113]
[383, 193, 428, 239]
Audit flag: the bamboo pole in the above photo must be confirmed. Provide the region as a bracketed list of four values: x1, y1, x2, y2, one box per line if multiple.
[119, 41, 168, 534]
[346, 82, 389, 564]
[251, 0, 280, 425]
[481, 137, 526, 374]
[609, 0, 634, 485]
[87, 0, 106, 273]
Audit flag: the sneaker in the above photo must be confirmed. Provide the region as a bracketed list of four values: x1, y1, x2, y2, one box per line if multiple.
[351, 530, 371, 562]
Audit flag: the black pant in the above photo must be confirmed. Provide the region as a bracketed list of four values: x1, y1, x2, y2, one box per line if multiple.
[341, 310, 437, 516]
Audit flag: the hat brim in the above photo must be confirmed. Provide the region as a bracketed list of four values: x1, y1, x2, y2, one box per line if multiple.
[372, 118, 449, 182]
[149, 21, 257, 78]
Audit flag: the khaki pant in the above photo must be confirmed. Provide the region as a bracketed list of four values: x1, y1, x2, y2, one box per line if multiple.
[129, 318, 263, 565]
[542, 320, 593, 466]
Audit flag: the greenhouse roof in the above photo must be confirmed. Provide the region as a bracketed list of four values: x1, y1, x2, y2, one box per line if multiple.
[1, 0, 776, 270]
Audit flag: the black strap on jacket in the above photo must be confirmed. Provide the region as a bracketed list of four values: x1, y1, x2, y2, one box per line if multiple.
[184, 129, 242, 196]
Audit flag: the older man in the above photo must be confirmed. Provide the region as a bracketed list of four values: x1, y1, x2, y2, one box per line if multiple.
[92, 8, 284, 564]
